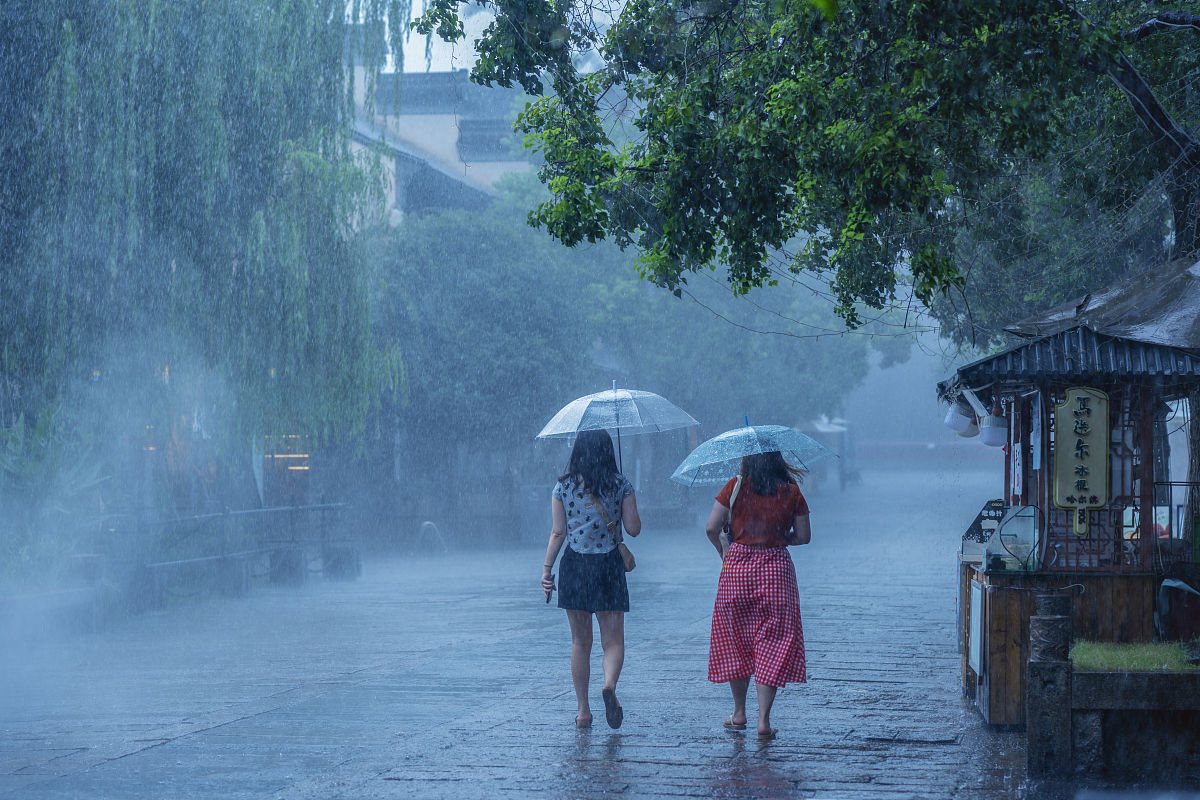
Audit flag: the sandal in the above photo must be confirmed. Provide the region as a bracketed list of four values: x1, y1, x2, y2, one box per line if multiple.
[601, 687, 623, 730]
[723, 715, 746, 731]
[576, 715, 593, 729]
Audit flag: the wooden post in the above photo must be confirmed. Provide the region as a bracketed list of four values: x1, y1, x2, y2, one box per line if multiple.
[1027, 592, 1073, 777]
[1137, 388, 1155, 567]
[1187, 387, 1200, 563]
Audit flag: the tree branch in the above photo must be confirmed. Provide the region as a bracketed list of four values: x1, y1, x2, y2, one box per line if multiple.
[1059, 2, 1200, 164]
[1105, 52, 1199, 163]
[1126, 11, 1200, 43]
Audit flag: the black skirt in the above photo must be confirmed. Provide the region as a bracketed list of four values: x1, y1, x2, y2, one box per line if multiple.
[557, 546, 629, 612]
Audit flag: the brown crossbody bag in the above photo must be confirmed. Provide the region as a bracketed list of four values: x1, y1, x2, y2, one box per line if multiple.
[587, 489, 635, 572]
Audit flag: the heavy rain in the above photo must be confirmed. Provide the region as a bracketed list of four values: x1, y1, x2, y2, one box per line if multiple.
[3, 2, 1200, 799]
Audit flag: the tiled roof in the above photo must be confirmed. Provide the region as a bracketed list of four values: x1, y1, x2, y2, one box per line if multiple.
[939, 326, 1200, 397]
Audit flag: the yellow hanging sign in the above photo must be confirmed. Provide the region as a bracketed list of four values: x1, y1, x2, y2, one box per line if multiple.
[1053, 387, 1109, 537]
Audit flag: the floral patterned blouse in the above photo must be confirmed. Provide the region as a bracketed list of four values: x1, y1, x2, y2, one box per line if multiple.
[553, 475, 635, 554]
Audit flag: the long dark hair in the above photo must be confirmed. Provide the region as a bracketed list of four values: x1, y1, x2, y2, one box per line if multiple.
[740, 451, 805, 496]
[559, 429, 621, 495]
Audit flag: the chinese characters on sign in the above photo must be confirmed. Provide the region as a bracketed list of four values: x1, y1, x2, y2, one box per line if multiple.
[1031, 396, 1042, 471]
[1011, 443, 1023, 500]
[1053, 387, 1109, 537]
[963, 499, 1007, 545]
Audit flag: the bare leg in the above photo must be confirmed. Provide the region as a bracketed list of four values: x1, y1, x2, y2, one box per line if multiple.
[596, 611, 626, 728]
[755, 682, 779, 736]
[728, 677, 750, 727]
[595, 611, 625, 691]
[566, 610, 594, 724]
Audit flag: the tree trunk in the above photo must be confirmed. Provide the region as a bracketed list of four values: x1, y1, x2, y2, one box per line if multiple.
[1186, 389, 1200, 562]
[1169, 160, 1200, 260]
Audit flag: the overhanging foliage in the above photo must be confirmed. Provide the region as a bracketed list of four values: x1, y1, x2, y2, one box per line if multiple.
[416, 0, 1200, 337]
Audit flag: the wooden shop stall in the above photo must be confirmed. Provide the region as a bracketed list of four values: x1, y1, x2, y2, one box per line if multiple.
[939, 259, 1200, 726]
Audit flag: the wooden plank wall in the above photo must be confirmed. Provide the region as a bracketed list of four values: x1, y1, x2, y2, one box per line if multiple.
[959, 562, 973, 699]
[974, 569, 1156, 725]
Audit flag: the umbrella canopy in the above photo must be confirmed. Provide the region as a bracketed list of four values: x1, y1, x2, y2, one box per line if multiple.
[536, 388, 698, 439]
[669, 424, 837, 487]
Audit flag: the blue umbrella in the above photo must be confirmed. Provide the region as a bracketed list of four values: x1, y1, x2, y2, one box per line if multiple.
[669, 424, 837, 487]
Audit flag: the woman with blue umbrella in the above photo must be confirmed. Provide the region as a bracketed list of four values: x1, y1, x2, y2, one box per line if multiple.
[673, 424, 834, 741]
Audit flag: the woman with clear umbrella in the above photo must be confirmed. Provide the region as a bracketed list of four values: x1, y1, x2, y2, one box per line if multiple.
[702, 449, 812, 740]
[541, 429, 642, 729]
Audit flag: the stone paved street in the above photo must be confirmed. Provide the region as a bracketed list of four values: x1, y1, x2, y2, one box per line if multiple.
[2, 463, 1181, 799]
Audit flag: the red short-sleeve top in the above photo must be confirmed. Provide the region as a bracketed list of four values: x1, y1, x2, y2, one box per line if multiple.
[716, 478, 810, 549]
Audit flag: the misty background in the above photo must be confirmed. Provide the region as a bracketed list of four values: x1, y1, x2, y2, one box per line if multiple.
[0, 8, 991, 632]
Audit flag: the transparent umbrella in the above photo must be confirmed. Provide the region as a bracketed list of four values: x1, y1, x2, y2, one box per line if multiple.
[669, 424, 837, 487]
[537, 384, 699, 470]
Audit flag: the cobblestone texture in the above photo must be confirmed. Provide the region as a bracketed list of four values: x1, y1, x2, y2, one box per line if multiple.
[2, 466, 1194, 799]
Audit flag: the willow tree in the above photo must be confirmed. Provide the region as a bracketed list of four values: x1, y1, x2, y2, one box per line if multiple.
[0, 0, 408, 439]
[0, 0, 406, 570]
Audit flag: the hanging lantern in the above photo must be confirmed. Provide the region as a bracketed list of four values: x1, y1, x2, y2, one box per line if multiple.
[944, 399, 974, 433]
[980, 398, 1008, 447]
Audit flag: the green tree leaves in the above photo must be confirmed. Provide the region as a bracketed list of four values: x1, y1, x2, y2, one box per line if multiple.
[417, 0, 1199, 341]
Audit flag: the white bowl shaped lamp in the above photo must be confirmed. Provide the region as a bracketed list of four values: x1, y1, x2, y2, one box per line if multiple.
[944, 401, 974, 433]
[979, 413, 1008, 447]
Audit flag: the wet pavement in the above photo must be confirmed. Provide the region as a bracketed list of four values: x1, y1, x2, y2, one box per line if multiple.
[0, 465, 1193, 798]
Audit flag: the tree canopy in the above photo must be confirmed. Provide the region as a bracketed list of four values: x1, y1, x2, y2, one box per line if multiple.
[375, 173, 875, 479]
[416, 0, 1200, 338]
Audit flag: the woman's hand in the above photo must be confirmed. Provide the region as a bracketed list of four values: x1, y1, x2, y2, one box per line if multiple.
[542, 498, 566, 600]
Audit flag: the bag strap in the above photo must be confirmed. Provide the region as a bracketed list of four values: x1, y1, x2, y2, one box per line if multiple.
[729, 476, 743, 512]
[721, 476, 743, 540]
[585, 487, 623, 543]
[726, 476, 743, 524]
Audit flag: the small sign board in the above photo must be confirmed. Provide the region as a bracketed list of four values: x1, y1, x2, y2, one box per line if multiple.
[1053, 387, 1109, 536]
[963, 499, 1007, 544]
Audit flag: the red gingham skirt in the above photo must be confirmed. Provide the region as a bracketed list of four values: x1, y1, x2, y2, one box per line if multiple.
[708, 542, 807, 687]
